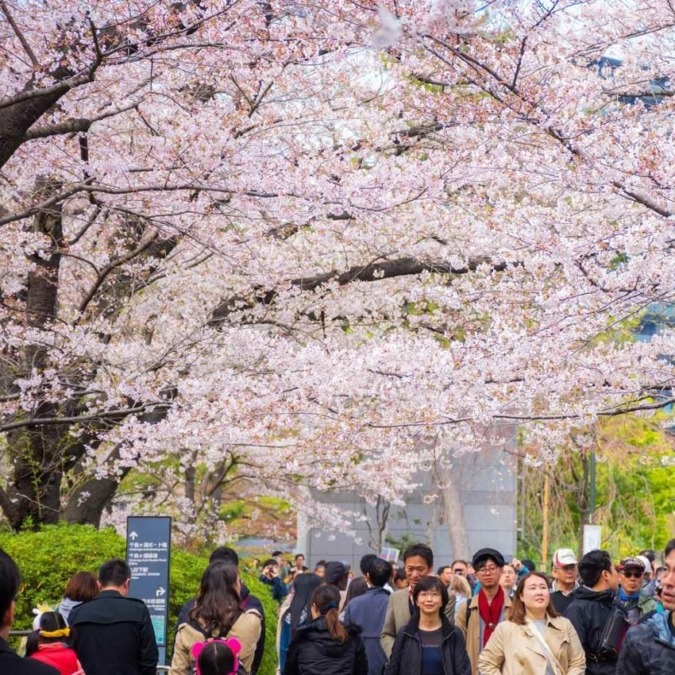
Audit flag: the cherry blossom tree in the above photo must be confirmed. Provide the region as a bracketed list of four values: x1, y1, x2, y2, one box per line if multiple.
[1, 0, 673, 536]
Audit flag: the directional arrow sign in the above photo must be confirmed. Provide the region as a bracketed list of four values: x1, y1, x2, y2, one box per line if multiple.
[126, 516, 171, 666]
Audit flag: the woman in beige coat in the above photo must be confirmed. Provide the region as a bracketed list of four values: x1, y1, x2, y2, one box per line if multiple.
[477, 572, 585, 675]
[170, 561, 261, 675]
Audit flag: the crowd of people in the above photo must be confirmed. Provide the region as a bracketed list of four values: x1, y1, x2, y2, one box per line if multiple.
[0, 538, 674, 675]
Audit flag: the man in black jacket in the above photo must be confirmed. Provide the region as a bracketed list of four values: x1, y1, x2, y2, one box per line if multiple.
[565, 549, 622, 675]
[616, 538, 675, 675]
[0, 549, 57, 675]
[70, 558, 158, 675]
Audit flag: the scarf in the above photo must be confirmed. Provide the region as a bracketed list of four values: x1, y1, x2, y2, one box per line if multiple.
[478, 586, 505, 647]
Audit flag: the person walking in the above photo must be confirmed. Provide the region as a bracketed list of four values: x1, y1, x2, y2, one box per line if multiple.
[26, 611, 84, 675]
[283, 584, 367, 675]
[69, 558, 158, 675]
[170, 561, 261, 675]
[478, 572, 586, 675]
[277, 572, 322, 673]
[0, 549, 58, 675]
[456, 548, 512, 675]
[343, 557, 392, 675]
[387, 575, 470, 675]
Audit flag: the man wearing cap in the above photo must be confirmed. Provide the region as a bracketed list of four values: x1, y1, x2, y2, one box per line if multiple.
[615, 556, 658, 625]
[551, 548, 580, 614]
[380, 543, 456, 658]
[616, 538, 675, 675]
[456, 548, 511, 675]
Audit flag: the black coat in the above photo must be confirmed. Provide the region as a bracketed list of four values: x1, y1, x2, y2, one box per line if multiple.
[564, 586, 620, 675]
[177, 583, 266, 674]
[283, 616, 368, 675]
[0, 637, 58, 675]
[69, 589, 159, 675]
[387, 613, 471, 675]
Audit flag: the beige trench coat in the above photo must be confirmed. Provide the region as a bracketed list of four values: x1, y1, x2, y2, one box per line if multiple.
[169, 609, 262, 675]
[477, 615, 586, 675]
[456, 592, 513, 675]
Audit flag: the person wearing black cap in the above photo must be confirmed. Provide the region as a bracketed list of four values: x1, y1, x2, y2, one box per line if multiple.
[456, 548, 511, 675]
[615, 556, 657, 625]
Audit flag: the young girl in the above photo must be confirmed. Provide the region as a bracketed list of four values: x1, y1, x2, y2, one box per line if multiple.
[27, 611, 84, 675]
[192, 637, 241, 675]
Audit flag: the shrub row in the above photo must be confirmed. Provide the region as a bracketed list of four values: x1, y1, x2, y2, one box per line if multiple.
[0, 523, 278, 675]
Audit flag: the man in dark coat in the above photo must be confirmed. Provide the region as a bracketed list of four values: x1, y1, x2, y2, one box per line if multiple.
[343, 557, 392, 675]
[0, 548, 58, 675]
[70, 558, 158, 675]
[565, 549, 622, 675]
[616, 538, 675, 675]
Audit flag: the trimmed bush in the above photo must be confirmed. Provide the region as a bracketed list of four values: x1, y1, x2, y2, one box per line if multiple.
[0, 524, 278, 675]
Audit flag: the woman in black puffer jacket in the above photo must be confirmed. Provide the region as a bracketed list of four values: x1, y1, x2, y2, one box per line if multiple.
[387, 576, 471, 675]
[283, 584, 367, 675]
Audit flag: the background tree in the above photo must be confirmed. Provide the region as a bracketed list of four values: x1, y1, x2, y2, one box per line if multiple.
[1, 1, 674, 536]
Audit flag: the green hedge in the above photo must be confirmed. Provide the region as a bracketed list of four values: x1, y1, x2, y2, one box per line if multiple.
[0, 524, 278, 675]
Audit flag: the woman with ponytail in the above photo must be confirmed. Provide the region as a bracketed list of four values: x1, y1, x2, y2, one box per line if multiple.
[283, 584, 367, 675]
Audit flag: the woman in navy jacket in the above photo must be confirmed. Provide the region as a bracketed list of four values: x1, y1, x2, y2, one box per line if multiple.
[387, 576, 471, 675]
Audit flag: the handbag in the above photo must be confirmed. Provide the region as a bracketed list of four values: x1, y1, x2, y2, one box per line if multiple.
[592, 603, 629, 661]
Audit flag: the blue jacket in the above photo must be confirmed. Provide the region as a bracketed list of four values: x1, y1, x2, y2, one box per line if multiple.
[343, 586, 390, 675]
[616, 610, 675, 675]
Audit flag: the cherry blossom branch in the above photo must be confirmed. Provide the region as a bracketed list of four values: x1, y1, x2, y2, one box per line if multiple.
[0, 0, 40, 68]
[0, 403, 172, 433]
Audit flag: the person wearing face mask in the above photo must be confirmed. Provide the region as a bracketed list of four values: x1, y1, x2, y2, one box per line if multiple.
[478, 572, 585, 675]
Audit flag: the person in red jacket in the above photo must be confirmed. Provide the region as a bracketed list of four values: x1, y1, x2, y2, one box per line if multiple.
[27, 611, 84, 675]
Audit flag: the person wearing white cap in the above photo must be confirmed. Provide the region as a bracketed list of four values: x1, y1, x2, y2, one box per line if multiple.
[550, 548, 579, 615]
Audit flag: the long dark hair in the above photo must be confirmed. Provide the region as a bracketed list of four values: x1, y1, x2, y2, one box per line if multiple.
[342, 577, 368, 611]
[26, 611, 70, 657]
[189, 562, 241, 637]
[289, 573, 321, 634]
[311, 585, 348, 643]
[508, 572, 559, 625]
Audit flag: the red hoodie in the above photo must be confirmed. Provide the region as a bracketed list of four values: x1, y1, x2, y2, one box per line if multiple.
[30, 643, 84, 675]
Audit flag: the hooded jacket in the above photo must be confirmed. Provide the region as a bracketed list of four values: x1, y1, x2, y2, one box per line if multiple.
[386, 612, 471, 675]
[283, 616, 367, 675]
[615, 610, 675, 675]
[564, 586, 622, 675]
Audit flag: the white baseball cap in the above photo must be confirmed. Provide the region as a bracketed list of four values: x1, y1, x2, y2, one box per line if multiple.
[553, 548, 578, 567]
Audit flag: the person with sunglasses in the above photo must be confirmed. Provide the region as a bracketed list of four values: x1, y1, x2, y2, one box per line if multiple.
[615, 557, 658, 625]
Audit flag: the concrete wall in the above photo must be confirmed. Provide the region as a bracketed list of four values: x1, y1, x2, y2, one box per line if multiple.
[299, 443, 518, 570]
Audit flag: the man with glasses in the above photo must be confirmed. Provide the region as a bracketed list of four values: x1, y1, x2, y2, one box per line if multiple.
[0, 549, 57, 674]
[550, 547, 580, 614]
[616, 539, 675, 674]
[615, 556, 658, 625]
[380, 543, 456, 659]
[456, 548, 511, 675]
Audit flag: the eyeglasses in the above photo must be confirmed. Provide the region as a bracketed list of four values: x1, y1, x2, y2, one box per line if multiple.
[476, 565, 499, 574]
[621, 571, 643, 579]
[418, 591, 442, 599]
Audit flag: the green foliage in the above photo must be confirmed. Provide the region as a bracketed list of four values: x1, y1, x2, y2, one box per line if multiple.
[0, 524, 278, 675]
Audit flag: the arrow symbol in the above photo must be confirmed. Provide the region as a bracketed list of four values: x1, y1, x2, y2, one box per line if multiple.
[129, 531, 138, 540]
[156, 587, 166, 597]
